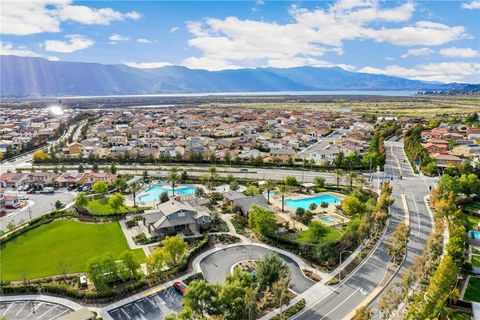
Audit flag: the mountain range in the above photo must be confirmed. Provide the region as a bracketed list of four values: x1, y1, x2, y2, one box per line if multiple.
[1, 55, 477, 97]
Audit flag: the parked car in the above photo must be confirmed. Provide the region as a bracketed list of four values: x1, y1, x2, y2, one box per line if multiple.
[82, 186, 91, 192]
[40, 187, 55, 194]
[173, 281, 188, 295]
[240, 168, 248, 172]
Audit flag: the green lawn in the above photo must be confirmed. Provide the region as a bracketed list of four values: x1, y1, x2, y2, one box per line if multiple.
[86, 197, 137, 215]
[463, 277, 480, 303]
[1, 220, 145, 281]
[465, 215, 480, 230]
[472, 255, 480, 267]
[450, 312, 471, 320]
[473, 247, 480, 255]
[463, 202, 480, 213]
[284, 227, 342, 244]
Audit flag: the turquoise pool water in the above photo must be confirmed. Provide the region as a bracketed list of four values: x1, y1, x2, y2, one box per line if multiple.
[469, 230, 480, 240]
[139, 185, 196, 202]
[321, 216, 335, 223]
[285, 194, 340, 210]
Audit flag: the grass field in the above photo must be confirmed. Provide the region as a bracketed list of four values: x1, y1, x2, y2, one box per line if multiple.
[450, 312, 471, 320]
[284, 227, 342, 244]
[86, 197, 137, 215]
[1, 220, 145, 281]
[466, 215, 480, 231]
[472, 255, 480, 267]
[463, 277, 480, 303]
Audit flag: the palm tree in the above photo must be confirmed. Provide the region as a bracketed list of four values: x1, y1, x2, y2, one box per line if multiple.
[347, 171, 356, 190]
[168, 168, 179, 196]
[276, 184, 289, 212]
[130, 182, 141, 208]
[356, 177, 366, 190]
[208, 165, 218, 186]
[334, 169, 344, 190]
[264, 179, 276, 204]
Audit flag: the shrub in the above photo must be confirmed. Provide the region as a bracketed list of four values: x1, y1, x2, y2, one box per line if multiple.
[126, 220, 138, 228]
[296, 207, 306, 216]
[272, 299, 306, 320]
[320, 201, 329, 208]
[309, 203, 318, 211]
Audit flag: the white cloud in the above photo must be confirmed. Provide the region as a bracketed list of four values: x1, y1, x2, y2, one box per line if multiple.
[462, 1, 480, 9]
[0, 1, 141, 36]
[137, 38, 153, 44]
[439, 47, 479, 58]
[125, 11, 141, 20]
[400, 48, 433, 58]
[124, 61, 173, 68]
[109, 34, 130, 44]
[359, 62, 480, 83]
[0, 41, 58, 61]
[184, 0, 468, 70]
[170, 27, 179, 33]
[43, 34, 94, 53]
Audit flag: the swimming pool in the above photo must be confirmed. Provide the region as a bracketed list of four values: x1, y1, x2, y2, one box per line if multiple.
[285, 194, 340, 210]
[321, 216, 335, 223]
[469, 230, 480, 240]
[139, 185, 196, 202]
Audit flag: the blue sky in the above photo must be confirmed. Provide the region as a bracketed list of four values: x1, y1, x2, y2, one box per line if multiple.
[1, 0, 479, 83]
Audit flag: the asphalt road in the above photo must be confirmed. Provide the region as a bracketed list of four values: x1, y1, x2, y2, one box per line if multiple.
[292, 140, 434, 320]
[0, 191, 75, 231]
[199, 245, 315, 294]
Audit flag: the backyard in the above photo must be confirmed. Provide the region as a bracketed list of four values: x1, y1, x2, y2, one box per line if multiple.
[1, 220, 145, 281]
[463, 276, 480, 303]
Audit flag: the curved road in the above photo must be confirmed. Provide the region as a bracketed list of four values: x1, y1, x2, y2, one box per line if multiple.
[199, 245, 315, 293]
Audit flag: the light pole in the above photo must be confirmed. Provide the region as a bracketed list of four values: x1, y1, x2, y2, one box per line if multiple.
[339, 250, 353, 282]
[27, 202, 32, 222]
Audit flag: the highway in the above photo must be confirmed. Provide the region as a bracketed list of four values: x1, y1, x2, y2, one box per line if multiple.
[291, 140, 434, 320]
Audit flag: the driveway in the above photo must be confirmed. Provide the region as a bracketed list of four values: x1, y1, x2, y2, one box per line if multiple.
[0, 191, 76, 231]
[199, 245, 315, 293]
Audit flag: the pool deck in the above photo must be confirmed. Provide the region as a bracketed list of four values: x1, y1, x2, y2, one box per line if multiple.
[269, 191, 348, 228]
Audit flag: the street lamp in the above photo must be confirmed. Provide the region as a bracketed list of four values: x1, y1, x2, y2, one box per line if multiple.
[338, 250, 353, 282]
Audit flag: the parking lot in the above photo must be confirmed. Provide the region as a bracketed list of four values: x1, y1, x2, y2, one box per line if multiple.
[0, 300, 72, 320]
[108, 286, 183, 320]
[0, 191, 75, 231]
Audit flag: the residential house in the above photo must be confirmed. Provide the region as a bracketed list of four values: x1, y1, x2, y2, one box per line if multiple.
[82, 173, 117, 186]
[451, 144, 480, 158]
[54, 172, 86, 187]
[431, 153, 463, 169]
[25, 172, 58, 188]
[0, 173, 28, 188]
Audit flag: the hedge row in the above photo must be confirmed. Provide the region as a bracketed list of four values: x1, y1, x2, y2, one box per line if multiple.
[271, 298, 306, 320]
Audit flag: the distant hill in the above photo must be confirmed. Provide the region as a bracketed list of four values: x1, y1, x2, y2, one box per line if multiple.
[1, 55, 478, 97]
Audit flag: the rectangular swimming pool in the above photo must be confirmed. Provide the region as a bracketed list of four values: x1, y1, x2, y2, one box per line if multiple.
[285, 194, 340, 210]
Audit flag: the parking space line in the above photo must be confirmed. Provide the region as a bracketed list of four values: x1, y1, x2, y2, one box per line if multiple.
[134, 302, 145, 314]
[2, 303, 13, 316]
[121, 307, 132, 319]
[15, 302, 27, 316]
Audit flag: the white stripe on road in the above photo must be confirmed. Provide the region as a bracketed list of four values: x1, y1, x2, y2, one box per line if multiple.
[410, 193, 421, 237]
[319, 288, 360, 320]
